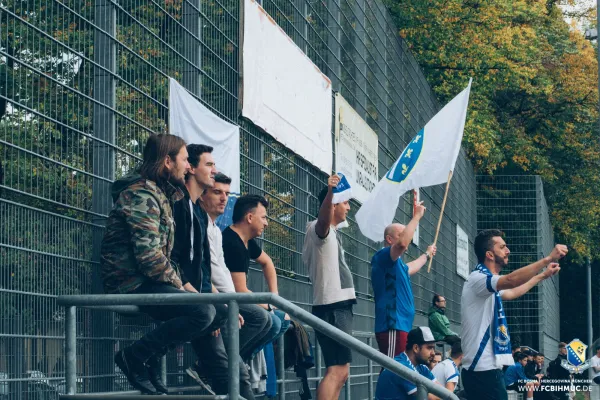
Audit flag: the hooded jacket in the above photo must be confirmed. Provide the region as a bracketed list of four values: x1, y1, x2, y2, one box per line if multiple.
[100, 174, 184, 294]
[428, 306, 458, 341]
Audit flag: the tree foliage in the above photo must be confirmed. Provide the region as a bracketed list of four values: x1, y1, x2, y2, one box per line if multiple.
[385, 0, 600, 259]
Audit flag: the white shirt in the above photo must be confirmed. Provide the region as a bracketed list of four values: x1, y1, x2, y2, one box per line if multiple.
[189, 200, 195, 261]
[432, 359, 460, 391]
[461, 269, 502, 371]
[207, 217, 236, 293]
[591, 355, 600, 379]
[302, 220, 356, 306]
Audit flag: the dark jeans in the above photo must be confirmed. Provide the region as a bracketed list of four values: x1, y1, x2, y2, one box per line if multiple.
[130, 281, 255, 399]
[236, 304, 272, 361]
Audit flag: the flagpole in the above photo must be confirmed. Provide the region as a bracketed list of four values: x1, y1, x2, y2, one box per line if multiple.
[427, 171, 453, 273]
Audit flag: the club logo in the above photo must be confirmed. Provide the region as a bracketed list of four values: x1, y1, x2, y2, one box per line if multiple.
[561, 339, 591, 374]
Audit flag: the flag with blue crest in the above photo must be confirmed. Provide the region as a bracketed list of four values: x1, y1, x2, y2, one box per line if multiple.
[356, 79, 472, 242]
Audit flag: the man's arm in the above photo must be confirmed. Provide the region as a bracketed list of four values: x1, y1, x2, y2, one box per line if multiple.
[315, 174, 340, 238]
[255, 251, 278, 294]
[501, 263, 559, 301]
[230, 272, 270, 310]
[496, 245, 567, 291]
[390, 201, 426, 261]
[444, 382, 457, 392]
[407, 245, 436, 276]
[123, 189, 182, 288]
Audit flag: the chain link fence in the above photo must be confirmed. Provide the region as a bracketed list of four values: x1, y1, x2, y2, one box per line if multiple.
[476, 175, 560, 361]
[1, 0, 477, 397]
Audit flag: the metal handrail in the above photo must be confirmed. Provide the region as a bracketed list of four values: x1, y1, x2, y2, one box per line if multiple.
[58, 292, 459, 400]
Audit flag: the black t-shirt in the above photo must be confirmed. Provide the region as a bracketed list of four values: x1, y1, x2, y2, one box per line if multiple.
[222, 227, 262, 275]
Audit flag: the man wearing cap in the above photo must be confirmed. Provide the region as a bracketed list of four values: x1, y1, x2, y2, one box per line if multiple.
[371, 200, 436, 358]
[461, 229, 566, 400]
[375, 327, 442, 400]
[302, 174, 355, 400]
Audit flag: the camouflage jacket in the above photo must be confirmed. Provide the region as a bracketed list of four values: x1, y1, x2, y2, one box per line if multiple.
[100, 174, 184, 294]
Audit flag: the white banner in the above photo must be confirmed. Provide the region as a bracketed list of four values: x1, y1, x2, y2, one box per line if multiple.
[334, 93, 378, 204]
[456, 224, 469, 279]
[169, 78, 241, 194]
[242, 0, 332, 174]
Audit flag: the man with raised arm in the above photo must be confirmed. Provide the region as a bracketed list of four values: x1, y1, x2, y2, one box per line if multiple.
[371, 200, 436, 357]
[302, 174, 355, 400]
[460, 229, 566, 400]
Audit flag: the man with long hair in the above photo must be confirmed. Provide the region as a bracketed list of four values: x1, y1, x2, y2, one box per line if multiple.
[100, 134, 245, 396]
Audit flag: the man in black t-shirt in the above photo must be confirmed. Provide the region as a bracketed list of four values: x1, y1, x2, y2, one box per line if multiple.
[222, 195, 290, 357]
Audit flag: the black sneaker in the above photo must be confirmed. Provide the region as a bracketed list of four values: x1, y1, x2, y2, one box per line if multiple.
[114, 348, 157, 395]
[146, 355, 168, 394]
[185, 362, 215, 395]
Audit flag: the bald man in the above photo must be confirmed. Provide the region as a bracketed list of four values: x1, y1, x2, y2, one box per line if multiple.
[371, 201, 436, 357]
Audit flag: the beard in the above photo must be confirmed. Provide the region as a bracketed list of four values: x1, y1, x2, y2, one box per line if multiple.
[494, 253, 508, 269]
[167, 170, 186, 189]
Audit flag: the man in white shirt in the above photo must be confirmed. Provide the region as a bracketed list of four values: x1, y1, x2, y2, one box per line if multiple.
[302, 174, 355, 400]
[461, 229, 567, 400]
[432, 341, 463, 392]
[591, 346, 600, 385]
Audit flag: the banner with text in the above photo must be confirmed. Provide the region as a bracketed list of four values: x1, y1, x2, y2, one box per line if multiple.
[334, 93, 378, 204]
[456, 224, 469, 279]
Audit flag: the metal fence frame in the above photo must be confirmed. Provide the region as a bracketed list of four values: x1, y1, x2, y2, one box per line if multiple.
[57, 292, 459, 400]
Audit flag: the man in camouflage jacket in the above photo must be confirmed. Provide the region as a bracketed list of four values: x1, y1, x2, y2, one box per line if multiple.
[100, 134, 254, 398]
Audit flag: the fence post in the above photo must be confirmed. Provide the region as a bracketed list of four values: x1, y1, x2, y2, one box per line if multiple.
[315, 340, 322, 393]
[278, 333, 286, 400]
[92, 0, 116, 390]
[65, 306, 77, 395]
[183, 0, 202, 96]
[367, 337, 374, 400]
[416, 382, 428, 400]
[227, 300, 240, 399]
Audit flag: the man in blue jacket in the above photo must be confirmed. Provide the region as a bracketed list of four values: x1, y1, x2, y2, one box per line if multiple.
[504, 352, 539, 399]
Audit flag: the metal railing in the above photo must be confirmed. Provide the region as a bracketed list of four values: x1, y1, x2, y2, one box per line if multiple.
[57, 292, 458, 400]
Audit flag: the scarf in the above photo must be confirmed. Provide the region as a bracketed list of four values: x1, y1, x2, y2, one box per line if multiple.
[475, 264, 513, 367]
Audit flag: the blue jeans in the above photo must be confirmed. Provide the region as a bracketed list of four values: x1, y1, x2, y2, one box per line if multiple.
[251, 310, 290, 358]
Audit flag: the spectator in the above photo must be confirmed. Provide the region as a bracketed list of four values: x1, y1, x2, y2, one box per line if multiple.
[371, 199, 436, 357]
[375, 327, 442, 400]
[432, 341, 463, 392]
[302, 174, 356, 400]
[428, 351, 443, 371]
[525, 351, 544, 380]
[428, 294, 460, 345]
[171, 148, 267, 396]
[591, 346, 600, 385]
[171, 144, 216, 295]
[100, 134, 250, 396]
[505, 352, 539, 399]
[197, 173, 272, 363]
[222, 194, 290, 357]
[460, 229, 566, 400]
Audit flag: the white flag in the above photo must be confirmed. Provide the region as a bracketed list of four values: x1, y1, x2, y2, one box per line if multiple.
[356, 80, 472, 242]
[169, 78, 241, 194]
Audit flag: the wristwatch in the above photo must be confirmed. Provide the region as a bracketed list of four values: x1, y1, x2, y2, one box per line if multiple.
[267, 304, 273, 312]
[425, 251, 431, 260]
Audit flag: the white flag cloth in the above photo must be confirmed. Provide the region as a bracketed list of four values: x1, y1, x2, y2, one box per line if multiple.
[169, 78, 241, 194]
[356, 80, 472, 242]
